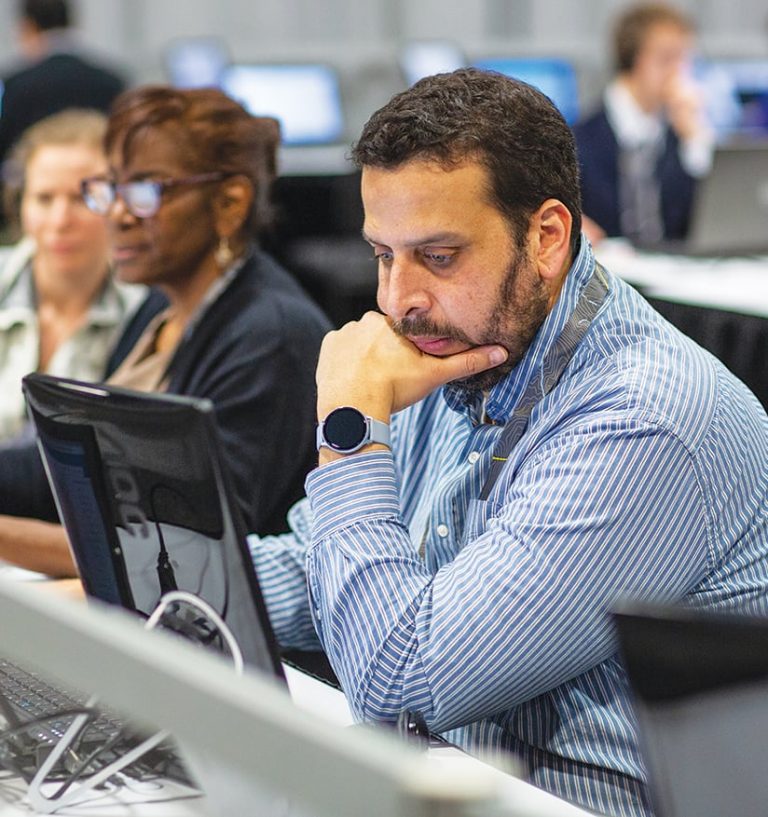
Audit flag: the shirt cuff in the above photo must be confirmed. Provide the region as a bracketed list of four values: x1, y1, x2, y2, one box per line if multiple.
[679, 131, 715, 178]
[305, 450, 400, 539]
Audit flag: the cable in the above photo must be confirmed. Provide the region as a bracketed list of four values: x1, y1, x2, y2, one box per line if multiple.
[23, 591, 242, 812]
[145, 590, 244, 675]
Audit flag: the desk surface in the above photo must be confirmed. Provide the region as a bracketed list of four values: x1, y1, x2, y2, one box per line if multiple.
[596, 238, 768, 317]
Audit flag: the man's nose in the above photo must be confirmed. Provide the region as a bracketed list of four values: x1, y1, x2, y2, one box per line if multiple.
[377, 257, 431, 321]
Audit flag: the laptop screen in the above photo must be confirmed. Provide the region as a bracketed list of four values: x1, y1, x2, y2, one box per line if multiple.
[163, 36, 230, 89]
[399, 40, 466, 86]
[697, 58, 768, 139]
[473, 57, 580, 124]
[687, 143, 768, 255]
[22, 374, 284, 680]
[220, 63, 345, 146]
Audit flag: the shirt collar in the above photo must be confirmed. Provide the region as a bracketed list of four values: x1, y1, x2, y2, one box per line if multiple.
[604, 79, 664, 149]
[0, 247, 36, 328]
[443, 234, 596, 424]
[0, 243, 133, 331]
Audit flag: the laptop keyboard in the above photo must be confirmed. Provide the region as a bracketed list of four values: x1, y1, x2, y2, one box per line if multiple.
[0, 658, 191, 785]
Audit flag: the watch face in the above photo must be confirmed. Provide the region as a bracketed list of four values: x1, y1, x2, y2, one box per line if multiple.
[323, 407, 367, 451]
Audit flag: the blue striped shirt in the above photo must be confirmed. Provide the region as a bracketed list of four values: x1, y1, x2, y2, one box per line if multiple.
[251, 238, 768, 817]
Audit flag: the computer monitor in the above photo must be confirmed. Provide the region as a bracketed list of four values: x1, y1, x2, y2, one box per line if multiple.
[615, 604, 768, 817]
[220, 63, 345, 146]
[473, 57, 580, 124]
[398, 39, 466, 86]
[163, 36, 230, 89]
[22, 373, 284, 679]
[697, 58, 768, 138]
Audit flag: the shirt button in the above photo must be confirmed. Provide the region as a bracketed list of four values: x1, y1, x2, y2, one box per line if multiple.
[436, 523, 449, 538]
[468, 451, 480, 464]
[315, 608, 322, 620]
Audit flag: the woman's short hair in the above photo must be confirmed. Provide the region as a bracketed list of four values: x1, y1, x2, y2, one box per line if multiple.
[3, 107, 107, 234]
[105, 86, 280, 236]
[613, 3, 694, 73]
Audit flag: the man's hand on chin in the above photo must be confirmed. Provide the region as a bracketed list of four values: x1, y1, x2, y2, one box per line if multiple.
[315, 311, 508, 424]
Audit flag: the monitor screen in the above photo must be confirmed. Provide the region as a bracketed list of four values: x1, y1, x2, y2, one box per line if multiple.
[399, 40, 466, 86]
[697, 58, 768, 138]
[163, 37, 230, 89]
[473, 57, 580, 124]
[220, 63, 345, 146]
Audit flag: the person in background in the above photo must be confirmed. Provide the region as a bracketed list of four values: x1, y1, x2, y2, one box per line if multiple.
[247, 68, 768, 817]
[0, 108, 145, 446]
[0, 86, 330, 577]
[0, 0, 126, 173]
[573, 2, 714, 246]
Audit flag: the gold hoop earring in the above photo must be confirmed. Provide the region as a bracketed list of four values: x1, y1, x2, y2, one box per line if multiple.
[215, 236, 234, 269]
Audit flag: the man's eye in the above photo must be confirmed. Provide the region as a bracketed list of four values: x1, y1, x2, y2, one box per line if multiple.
[374, 251, 394, 263]
[424, 251, 454, 266]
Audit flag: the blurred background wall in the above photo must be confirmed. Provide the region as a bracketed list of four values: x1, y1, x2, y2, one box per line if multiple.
[0, 0, 765, 142]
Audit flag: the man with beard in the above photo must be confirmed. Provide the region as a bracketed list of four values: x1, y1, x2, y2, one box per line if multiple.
[254, 68, 768, 817]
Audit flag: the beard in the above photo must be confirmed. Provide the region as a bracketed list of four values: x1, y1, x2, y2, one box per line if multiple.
[392, 249, 549, 394]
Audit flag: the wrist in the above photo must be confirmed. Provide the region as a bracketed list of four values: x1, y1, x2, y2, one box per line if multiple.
[318, 442, 389, 465]
[316, 406, 391, 457]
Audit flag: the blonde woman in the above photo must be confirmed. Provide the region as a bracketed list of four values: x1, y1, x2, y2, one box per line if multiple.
[0, 108, 145, 444]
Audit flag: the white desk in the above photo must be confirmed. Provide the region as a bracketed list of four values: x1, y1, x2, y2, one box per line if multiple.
[284, 667, 592, 817]
[596, 239, 768, 411]
[595, 238, 768, 317]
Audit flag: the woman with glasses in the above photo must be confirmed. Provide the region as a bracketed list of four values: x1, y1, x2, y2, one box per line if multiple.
[0, 86, 330, 576]
[0, 109, 146, 446]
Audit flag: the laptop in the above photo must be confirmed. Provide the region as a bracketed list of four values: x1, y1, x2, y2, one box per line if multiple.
[473, 57, 580, 125]
[219, 62, 345, 147]
[163, 36, 230, 89]
[398, 39, 466, 87]
[614, 603, 768, 817]
[21, 372, 285, 681]
[697, 58, 768, 139]
[644, 142, 768, 256]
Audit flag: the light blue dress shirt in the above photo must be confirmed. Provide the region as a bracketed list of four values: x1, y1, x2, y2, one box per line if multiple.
[251, 238, 768, 817]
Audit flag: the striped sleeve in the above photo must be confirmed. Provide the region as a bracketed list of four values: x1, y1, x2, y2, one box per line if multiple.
[305, 418, 710, 729]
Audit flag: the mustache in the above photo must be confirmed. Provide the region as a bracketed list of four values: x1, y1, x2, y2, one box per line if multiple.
[392, 314, 474, 346]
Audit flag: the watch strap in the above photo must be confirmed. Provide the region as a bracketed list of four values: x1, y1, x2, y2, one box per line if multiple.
[366, 416, 391, 448]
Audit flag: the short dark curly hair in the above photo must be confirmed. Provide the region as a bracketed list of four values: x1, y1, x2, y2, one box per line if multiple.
[351, 67, 582, 257]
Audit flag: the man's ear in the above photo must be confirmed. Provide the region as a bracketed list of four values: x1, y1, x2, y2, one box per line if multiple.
[213, 175, 254, 239]
[528, 198, 573, 284]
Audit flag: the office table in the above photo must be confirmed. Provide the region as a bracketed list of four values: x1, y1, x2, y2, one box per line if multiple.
[596, 240, 768, 409]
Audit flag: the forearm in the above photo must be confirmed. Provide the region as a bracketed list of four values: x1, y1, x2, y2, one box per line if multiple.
[0, 515, 77, 578]
[248, 499, 322, 650]
[306, 428, 710, 731]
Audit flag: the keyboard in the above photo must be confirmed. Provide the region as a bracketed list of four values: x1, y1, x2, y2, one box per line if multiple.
[0, 658, 191, 785]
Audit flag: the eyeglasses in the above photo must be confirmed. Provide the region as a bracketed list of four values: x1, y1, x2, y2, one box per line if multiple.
[81, 172, 228, 219]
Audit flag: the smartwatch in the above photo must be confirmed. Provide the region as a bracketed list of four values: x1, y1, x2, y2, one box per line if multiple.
[316, 406, 391, 454]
